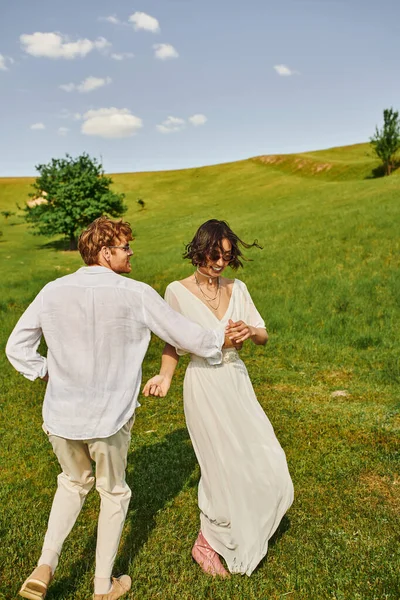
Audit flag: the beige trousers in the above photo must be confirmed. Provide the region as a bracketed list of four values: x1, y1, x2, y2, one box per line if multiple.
[41, 417, 134, 578]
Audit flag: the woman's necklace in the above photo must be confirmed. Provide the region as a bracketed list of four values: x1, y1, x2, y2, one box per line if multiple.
[194, 272, 221, 310]
[196, 267, 215, 285]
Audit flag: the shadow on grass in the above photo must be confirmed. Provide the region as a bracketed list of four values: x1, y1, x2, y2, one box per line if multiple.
[116, 428, 196, 572]
[251, 515, 291, 575]
[47, 428, 196, 598]
[36, 239, 77, 251]
[269, 515, 291, 547]
[365, 162, 400, 179]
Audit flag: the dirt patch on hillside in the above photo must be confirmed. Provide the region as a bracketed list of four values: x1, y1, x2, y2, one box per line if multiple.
[314, 162, 333, 173]
[257, 155, 333, 175]
[258, 155, 286, 165]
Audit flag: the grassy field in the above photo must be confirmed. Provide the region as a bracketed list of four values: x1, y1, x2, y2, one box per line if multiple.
[0, 143, 399, 600]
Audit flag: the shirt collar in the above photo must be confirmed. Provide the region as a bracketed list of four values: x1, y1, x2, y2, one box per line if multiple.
[78, 266, 114, 274]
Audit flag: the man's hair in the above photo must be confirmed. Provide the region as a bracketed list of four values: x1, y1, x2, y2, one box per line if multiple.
[78, 216, 133, 265]
[183, 219, 262, 270]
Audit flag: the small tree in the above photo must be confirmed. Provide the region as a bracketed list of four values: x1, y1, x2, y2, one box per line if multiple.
[25, 153, 126, 249]
[137, 198, 145, 210]
[1, 210, 15, 220]
[370, 108, 400, 176]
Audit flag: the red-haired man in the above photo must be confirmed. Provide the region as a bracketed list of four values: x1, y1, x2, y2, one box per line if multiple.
[6, 217, 226, 600]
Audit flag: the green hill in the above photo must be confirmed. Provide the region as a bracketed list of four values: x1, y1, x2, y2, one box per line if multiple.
[0, 144, 399, 600]
[1, 141, 399, 378]
[254, 142, 387, 180]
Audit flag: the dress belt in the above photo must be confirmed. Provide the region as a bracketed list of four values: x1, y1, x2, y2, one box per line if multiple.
[190, 348, 240, 365]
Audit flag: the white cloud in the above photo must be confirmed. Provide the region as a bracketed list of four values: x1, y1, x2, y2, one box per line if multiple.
[58, 127, 69, 136]
[20, 32, 111, 60]
[129, 12, 160, 32]
[30, 122, 45, 130]
[78, 76, 112, 93]
[59, 109, 82, 120]
[111, 52, 134, 61]
[95, 37, 111, 51]
[0, 54, 13, 71]
[157, 114, 207, 133]
[156, 116, 185, 134]
[273, 64, 299, 76]
[82, 107, 143, 138]
[59, 83, 75, 92]
[59, 76, 112, 93]
[153, 43, 179, 60]
[189, 114, 207, 126]
[103, 16, 120, 25]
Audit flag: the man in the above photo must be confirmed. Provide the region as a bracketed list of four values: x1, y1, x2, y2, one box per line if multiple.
[6, 217, 226, 600]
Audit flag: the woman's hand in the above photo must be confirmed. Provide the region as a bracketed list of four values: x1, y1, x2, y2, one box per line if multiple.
[225, 319, 255, 344]
[142, 374, 171, 397]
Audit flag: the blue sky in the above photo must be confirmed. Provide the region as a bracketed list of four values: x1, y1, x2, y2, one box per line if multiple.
[0, 0, 399, 176]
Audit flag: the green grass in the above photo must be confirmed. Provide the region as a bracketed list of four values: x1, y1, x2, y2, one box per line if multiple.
[0, 144, 399, 600]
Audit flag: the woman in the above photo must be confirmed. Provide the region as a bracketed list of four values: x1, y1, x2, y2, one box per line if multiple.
[143, 220, 294, 576]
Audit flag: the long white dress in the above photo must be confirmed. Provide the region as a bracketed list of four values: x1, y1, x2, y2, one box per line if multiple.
[165, 279, 294, 576]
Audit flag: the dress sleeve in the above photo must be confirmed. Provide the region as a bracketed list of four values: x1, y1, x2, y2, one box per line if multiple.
[141, 283, 223, 365]
[241, 282, 266, 329]
[164, 285, 181, 312]
[164, 285, 187, 356]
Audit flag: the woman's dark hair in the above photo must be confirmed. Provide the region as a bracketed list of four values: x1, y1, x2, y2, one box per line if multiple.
[183, 219, 262, 270]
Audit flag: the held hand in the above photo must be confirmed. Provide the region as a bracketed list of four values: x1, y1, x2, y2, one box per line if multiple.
[223, 334, 243, 351]
[225, 319, 254, 344]
[41, 373, 49, 382]
[142, 374, 171, 398]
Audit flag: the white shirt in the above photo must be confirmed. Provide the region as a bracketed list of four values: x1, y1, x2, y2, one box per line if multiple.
[6, 266, 224, 440]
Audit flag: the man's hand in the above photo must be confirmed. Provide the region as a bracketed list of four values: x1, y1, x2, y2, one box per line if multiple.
[225, 319, 254, 344]
[142, 374, 171, 397]
[223, 332, 243, 350]
[41, 373, 49, 382]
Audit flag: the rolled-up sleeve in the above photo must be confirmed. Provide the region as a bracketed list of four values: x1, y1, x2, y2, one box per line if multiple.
[141, 284, 223, 365]
[6, 292, 48, 381]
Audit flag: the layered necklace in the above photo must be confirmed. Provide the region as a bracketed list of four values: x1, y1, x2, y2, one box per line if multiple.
[194, 268, 221, 311]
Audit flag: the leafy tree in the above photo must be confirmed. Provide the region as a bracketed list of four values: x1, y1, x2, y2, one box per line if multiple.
[24, 153, 126, 249]
[370, 108, 400, 176]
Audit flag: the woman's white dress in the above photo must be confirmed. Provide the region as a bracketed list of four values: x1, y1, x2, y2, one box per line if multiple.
[165, 279, 294, 576]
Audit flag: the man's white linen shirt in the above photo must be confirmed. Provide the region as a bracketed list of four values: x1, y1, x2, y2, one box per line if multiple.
[6, 266, 224, 440]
